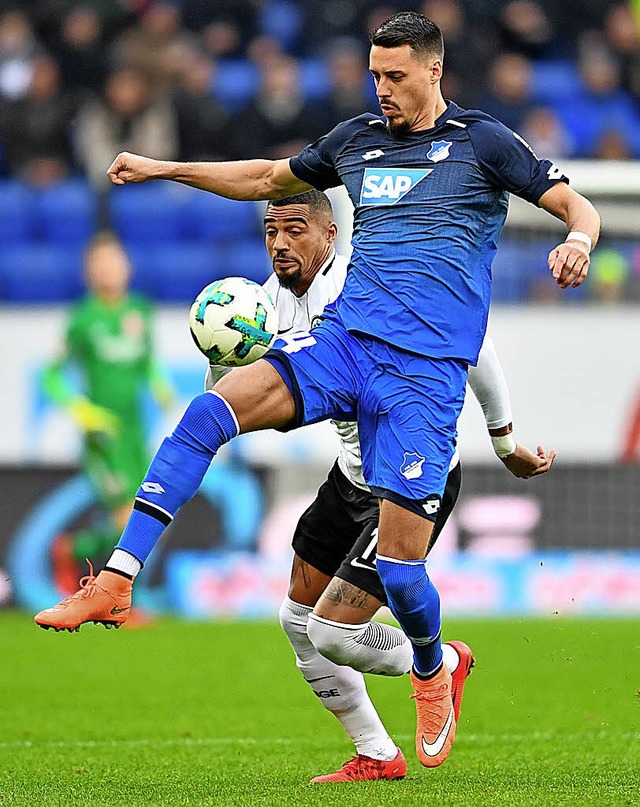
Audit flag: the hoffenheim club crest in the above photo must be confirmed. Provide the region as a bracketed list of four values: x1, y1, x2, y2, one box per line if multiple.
[400, 452, 425, 480]
[427, 140, 452, 163]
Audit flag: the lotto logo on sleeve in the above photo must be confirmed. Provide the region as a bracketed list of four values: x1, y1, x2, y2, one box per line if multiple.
[359, 167, 433, 206]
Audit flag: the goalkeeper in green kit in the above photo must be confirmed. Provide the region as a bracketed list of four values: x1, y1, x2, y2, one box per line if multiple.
[42, 231, 173, 593]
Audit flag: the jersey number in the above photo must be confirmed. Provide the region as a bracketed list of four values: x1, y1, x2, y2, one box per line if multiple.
[280, 332, 317, 354]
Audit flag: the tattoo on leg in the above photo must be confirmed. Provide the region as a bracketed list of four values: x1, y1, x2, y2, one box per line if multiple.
[325, 579, 372, 611]
[292, 556, 314, 590]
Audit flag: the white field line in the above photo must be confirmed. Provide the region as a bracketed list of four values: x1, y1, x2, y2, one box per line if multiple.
[0, 731, 638, 751]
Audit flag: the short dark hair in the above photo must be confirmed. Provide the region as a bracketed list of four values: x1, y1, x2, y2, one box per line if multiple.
[267, 190, 333, 219]
[370, 12, 443, 61]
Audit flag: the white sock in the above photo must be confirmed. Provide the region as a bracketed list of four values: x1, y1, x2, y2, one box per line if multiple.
[106, 548, 142, 577]
[278, 597, 397, 760]
[442, 642, 460, 674]
[307, 613, 413, 675]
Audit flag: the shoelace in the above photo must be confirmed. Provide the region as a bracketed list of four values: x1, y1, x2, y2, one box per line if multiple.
[60, 560, 98, 604]
[339, 755, 386, 780]
[410, 681, 448, 702]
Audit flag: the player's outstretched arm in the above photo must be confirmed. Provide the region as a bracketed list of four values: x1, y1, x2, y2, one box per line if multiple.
[539, 183, 601, 290]
[106, 152, 312, 202]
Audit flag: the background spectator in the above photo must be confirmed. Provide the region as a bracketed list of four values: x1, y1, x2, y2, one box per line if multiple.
[0, 55, 75, 185]
[74, 68, 178, 188]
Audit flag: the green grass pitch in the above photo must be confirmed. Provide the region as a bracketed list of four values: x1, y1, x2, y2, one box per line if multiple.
[0, 612, 638, 806]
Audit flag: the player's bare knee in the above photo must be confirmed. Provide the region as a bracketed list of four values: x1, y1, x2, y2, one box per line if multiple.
[215, 360, 295, 431]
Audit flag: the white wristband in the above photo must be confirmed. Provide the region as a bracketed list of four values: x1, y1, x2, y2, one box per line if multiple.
[565, 231, 592, 252]
[491, 433, 517, 458]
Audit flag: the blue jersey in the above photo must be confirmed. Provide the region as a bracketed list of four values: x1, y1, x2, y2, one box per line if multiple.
[290, 102, 568, 364]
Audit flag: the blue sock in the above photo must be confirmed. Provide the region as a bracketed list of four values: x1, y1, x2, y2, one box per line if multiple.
[376, 555, 443, 676]
[116, 392, 238, 564]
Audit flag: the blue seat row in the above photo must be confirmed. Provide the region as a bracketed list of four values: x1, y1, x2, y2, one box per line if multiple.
[0, 180, 266, 246]
[0, 241, 271, 303]
[0, 180, 96, 245]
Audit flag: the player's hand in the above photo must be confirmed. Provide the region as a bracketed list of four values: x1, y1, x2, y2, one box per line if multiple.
[68, 398, 120, 436]
[548, 240, 590, 289]
[107, 152, 161, 185]
[500, 443, 556, 479]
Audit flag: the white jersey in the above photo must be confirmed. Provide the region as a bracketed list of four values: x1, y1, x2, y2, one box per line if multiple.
[262, 251, 348, 335]
[207, 250, 512, 492]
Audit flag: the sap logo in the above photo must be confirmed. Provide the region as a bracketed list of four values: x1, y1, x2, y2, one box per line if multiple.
[360, 168, 433, 206]
[314, 688, 341, 699]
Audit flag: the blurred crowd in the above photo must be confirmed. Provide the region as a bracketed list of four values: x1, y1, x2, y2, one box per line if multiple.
[2, 0, 640, 189]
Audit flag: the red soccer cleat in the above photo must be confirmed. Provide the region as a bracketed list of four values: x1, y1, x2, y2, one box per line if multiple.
[445, 640, 475, 722]
[34, 561, 132, 632]
[310, 747, 407, 783]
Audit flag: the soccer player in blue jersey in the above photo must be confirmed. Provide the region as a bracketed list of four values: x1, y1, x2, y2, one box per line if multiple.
[36, 11, 600, 769]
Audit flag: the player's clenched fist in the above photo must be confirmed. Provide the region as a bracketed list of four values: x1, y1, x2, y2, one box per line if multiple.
[107, 152, 160, 185]
[547, 240, 590, 289]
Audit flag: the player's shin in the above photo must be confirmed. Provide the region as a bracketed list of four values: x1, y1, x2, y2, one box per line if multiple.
[111, 392, 239, 568]
[375, 556, 443, 676]
[278, 597, 397, 761]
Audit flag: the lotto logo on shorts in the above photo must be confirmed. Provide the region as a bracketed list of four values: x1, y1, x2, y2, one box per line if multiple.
[359, 168, 433, 206]
[422, 497, 441, 516]
[400, 452, 425, 480]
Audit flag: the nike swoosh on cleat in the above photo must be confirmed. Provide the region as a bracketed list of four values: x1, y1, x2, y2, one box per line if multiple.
[110, 606, 130, 615]
[421, 706, 454, 757]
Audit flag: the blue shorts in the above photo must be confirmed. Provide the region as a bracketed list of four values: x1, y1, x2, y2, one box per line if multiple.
[263, 312, 467, 520]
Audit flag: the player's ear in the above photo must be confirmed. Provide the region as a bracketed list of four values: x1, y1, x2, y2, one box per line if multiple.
[327, 222, 338, 244]
[430, 58, 443, 83]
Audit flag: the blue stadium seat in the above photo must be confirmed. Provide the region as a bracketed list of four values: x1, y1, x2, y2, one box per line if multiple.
[259, 0, 303, 50]
[34, 180, 97, 244]
[183, 192, 263, 244]
[219, 240, 272, 285]
[212, 60, 259, 110]
[0, 181, 34, 243]
[109, 183, 191, 244]
[490, 240, 531, 302]
[300, 58, 330, 101]
[128, 243, 224, 302]
[156, 243, 227, 302]
[531, 60, 581, 104]
[1, 244, 84, 302]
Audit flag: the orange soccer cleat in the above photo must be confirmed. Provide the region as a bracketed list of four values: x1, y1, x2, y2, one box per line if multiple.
[410, 664, 456, 768]
[445, 640, 475, 722]
[310, 748, 407, 783]
[34, 562, 132, 632]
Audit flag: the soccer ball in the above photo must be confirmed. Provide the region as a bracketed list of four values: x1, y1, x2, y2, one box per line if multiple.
[189, 277, 279, 366]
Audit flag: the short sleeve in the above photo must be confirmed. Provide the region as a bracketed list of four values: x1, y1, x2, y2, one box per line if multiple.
[289, 121, 352, 191]
[468, 119, 569, 206]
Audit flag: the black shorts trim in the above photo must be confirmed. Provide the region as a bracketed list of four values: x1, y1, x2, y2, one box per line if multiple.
[368, 485, 441, 522]
[262, 350, 304, 432]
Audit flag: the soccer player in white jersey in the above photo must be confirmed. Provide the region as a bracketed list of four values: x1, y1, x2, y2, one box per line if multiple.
[207, 190, 554, 782]
[37, 11, 596, 770]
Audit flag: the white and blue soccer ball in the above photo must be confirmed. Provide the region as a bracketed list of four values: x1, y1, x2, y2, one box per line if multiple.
[189, 276, 279, 367]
